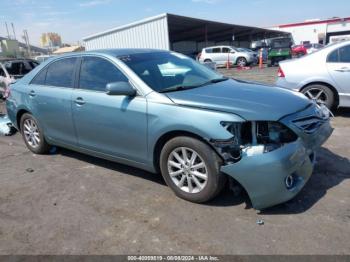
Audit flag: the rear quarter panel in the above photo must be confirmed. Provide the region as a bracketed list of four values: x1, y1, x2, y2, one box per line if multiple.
[280, 54, 338, 91]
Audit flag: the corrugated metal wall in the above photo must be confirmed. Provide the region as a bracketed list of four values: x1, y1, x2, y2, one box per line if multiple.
[84, 15, 170, 51]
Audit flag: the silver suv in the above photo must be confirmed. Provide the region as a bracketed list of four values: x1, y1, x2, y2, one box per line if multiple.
[198, 46, 256, 67]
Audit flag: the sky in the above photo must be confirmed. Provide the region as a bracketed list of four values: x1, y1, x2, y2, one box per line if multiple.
[0, 0, 349, 46]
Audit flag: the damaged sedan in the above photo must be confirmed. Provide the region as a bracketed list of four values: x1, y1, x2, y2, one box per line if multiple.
[6, 49, 333, 209]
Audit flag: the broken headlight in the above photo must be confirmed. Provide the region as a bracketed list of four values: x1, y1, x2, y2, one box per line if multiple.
[213, 121, 298, 163]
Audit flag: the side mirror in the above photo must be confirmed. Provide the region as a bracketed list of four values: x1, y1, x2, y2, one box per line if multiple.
[106, 81, 136, 96]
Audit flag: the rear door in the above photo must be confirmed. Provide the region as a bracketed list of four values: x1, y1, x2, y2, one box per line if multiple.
[28, 57, 78, 145]
[72, 55, 147, 163]
[210, 47, 223, 65]
[326, 44, 350, 93]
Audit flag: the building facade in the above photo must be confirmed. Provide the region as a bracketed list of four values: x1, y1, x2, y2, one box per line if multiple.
[269, 17, 350, 44]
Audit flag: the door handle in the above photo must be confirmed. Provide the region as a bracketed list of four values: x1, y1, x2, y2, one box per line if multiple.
[335, 67, 350, 72]
[28, 90, 36, 97]
[74, 97, 86, 105]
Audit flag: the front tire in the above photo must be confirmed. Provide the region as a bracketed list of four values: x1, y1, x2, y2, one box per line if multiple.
[301, 84, 335, 109]
[236, 57, 247, 67]
[160, 136, 226, 203]
[20, 113, 50, 154]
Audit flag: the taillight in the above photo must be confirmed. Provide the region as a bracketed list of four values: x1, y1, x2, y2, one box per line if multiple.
[4, 86, 10, 99]
[197, 52, 202, 60]
[277, 67, 285, 77]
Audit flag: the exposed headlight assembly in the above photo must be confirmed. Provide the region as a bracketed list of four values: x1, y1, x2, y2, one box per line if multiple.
[212, 121, 297, 163]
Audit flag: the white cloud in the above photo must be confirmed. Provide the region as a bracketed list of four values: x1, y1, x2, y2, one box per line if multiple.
[79, 0, 111, 7]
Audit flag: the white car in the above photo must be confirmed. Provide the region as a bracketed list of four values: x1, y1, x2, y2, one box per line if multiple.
[0, 63, 15, 96]
[276, 40, 350, 109]
[198, 46, 256, 67]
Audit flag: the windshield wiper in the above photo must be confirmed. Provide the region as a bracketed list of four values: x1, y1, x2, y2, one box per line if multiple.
[207, 77, 229, 83]
[158, 85, 198, 93]
[158, 77, 229, 93]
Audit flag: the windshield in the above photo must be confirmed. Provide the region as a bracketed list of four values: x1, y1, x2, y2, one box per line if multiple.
[237, 48, 252, 52]
[271, 40, 291, 48]
[118, 52, 223, 92]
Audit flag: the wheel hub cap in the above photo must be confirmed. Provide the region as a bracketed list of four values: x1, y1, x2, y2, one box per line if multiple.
[167, 147, 208, 194]
[23, 119, 40, 148]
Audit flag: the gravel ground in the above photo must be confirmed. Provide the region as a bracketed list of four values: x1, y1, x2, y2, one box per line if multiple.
[0, 66, 349, 255]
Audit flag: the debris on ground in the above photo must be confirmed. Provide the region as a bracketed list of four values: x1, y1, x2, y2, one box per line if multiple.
[26, 168, 34, 173]
[0, 114, 16, 136]
[256, 219, 264, 225]
[49, 146, 57, 154]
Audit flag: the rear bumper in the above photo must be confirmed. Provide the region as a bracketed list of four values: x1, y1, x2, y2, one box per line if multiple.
[275, 78, 299, 92]
[220, 120, 333, 210]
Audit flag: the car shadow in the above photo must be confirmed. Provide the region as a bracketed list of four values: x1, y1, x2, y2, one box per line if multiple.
[259, 147, 350, 214]
[334, 107, 350, 117]
[54, 146, 348, 213]
[57, 147, 167, 186]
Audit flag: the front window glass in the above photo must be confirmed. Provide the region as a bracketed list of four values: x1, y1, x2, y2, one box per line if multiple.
[79, 56, 128, 92]
[222, 47, 231, 53]
[119, 52, 223, 92]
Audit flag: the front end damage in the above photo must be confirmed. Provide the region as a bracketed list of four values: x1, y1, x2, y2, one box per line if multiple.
[212, 103, 333, 210]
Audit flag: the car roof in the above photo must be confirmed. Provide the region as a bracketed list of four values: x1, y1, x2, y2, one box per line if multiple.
[204, 46, 231, 49]
[54, 48, 169, 59]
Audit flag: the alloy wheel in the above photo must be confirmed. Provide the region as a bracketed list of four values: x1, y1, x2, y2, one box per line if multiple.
[167, 147, 208, 194]
[303, 88, 328, 105]
[237, 58, 247, 67]
[23, 118, 41, 148]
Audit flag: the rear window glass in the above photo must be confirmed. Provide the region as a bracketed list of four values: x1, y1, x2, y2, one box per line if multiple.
[205, 48, 212, 53]
[212, 48, 221, 53]
[31, 68, 47, 85]
[45, 57, 77, 88]
[327, 49, 339, 62]
[339, 45, 350, 63]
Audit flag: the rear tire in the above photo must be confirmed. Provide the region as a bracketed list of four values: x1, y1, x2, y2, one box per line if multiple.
[20, 113, 50, 154]
[301, 84, 335, 109]
[204, 59, 212, 63]
[160, 136, 226, 203]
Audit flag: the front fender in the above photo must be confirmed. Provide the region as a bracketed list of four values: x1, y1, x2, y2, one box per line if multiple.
[147, 102, 245, 163]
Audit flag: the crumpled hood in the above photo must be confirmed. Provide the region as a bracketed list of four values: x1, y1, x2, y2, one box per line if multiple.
[165, 79, 310, 121]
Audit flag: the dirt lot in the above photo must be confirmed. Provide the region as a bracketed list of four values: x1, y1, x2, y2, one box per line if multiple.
[0, 66, 349, 255]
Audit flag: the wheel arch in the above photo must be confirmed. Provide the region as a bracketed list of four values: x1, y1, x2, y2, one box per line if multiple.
[300, 81, 339, 108]
[16, 109, 31, 131]
[152, 130, 222, 174]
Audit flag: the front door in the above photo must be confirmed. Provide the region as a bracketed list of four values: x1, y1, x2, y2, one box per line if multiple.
[72, 56, 148, 164]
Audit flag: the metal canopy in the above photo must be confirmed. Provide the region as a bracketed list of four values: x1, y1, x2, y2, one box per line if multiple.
[167, 13, 287, 43]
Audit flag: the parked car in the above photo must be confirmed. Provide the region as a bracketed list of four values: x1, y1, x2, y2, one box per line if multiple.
[276, 40, 350, 109]
[267, 38, 293, 67]
[198, 46, 256, 67]
[292, 43, 324, 57]
[34, 55, 54, 63]
[0, 59, 39, 79]
[236, 47, 259, 64]
[0, 63, 16, 98]
[6, 49, 332, 210]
